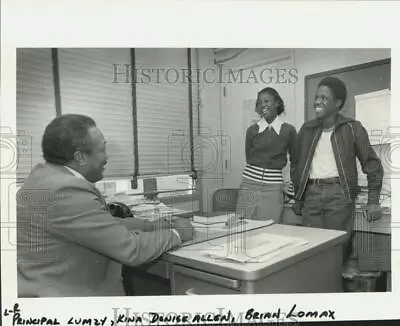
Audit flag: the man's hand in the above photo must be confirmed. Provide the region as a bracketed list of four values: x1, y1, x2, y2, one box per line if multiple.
[171, 218, 194, 242]
[366, 204, 382, 222]
[143, 217, 172, 232]
[292, 200, 303, 216]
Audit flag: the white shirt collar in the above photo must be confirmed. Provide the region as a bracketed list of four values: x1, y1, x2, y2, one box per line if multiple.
[257, 116, 283, 134]
[64, 166, 85, 180]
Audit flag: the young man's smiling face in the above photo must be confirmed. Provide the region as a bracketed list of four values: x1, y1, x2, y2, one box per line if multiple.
[314, 85, 342, 119]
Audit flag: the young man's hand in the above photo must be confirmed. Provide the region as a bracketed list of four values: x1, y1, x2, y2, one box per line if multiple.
[292, 201, 303, 216]
[366, 204, 382, 222]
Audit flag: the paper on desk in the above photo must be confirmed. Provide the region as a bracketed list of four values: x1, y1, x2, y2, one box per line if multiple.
[133, 204, 157, 213]
[202, 219, 273, 230]
[193, 214, 228, 225]
[205, 233, 308, 263]
[155, 203, 183, 214]
[192, 219, 274, 238]
[132, 202, 188, 220]
[106, 192, 144, 206]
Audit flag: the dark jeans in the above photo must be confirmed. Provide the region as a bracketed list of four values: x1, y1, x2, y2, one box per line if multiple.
[302, 183, 354, 263]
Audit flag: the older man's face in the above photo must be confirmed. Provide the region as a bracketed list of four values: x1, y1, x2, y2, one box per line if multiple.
[83, 127, 108, 183]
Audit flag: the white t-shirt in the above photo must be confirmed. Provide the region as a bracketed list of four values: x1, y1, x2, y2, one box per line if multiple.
[310, 130, 339, 179]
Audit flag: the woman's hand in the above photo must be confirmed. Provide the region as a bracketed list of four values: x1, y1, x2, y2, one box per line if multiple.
[283, 181, 291, 194]
[283, 181, 295, 199]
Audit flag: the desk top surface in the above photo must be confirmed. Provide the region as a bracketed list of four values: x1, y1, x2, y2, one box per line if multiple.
[166, 224, 347, 281]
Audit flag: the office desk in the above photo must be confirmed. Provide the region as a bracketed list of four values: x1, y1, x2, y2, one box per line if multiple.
[136, 224, 347, 295]
[167, 225, 347, 294]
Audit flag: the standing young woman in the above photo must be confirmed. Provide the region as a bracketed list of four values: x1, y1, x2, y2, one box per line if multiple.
[235, 87, 297, 223]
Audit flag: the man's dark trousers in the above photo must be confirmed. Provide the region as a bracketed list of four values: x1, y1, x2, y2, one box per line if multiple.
[302, 182, 354, 263]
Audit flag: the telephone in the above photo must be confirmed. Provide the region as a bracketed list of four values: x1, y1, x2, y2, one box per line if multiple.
[107, 201, 133, 218]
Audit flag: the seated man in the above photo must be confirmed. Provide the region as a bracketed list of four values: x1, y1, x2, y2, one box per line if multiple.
[17, 114, 193, 297]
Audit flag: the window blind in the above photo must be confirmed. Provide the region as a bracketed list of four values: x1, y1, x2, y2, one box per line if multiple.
[57, 48, 134, 177]
[16, 48, 56, 180]
[135, 48, 193, 175]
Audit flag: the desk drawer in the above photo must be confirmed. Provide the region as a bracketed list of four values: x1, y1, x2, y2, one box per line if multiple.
[171, 265, 241, 295]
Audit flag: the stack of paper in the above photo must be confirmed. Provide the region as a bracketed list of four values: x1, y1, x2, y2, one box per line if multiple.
[133, 204, 158, 215]
[132, 202, 189, 220]
[156, 203, 183, 214]
[106, 192, 143, 206]
[205, 233, 309, 263]
[193, 218, 273, 231]
[193, 214, 228, 225]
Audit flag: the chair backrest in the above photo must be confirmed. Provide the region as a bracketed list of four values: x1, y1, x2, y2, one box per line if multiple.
[212, 188, 240, 212]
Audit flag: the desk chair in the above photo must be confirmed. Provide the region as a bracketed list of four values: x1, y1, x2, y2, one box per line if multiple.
[213, 188, 301, 225]
[212, 188, 240, 212]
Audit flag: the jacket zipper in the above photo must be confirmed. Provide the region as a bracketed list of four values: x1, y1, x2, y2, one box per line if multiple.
[333, 130, 351, 200]
[297, 131, 319, 200]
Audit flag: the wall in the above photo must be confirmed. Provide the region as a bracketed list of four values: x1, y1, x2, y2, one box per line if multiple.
[196, 48, 295, 205]
[195, 48, 225, 212]
[215, 48, 296, 125]
[214, 48, 292, 68]
[293, 48, 391, 128]
[214, 48, 390, 130]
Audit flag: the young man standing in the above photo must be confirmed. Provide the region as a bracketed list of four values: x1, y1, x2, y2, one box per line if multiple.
[292, 76, 383, 264]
